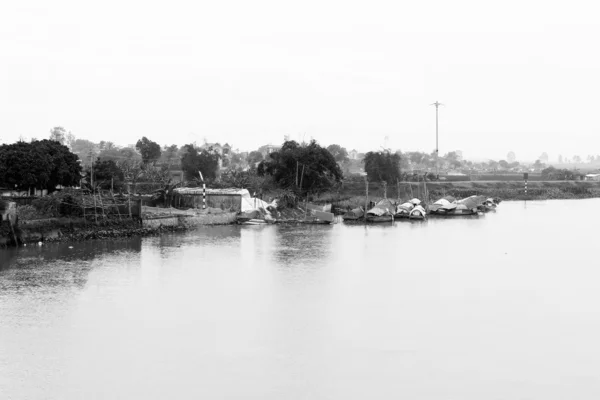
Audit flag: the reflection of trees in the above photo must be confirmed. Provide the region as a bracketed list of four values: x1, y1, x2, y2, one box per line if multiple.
[0, 238, 142, 292]
[271, 225, 333, 267]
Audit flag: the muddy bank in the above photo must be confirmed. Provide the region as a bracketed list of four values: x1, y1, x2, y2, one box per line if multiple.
[1, 211, 237, 247]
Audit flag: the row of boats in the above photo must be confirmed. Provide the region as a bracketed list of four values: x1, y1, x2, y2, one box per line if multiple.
[342, 195, 501, 223]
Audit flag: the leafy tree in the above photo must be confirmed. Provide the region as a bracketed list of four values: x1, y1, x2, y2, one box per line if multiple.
[180, 144, 221, 181]
[135, 136, 161, 165]
[443, 151, 463, 168]
[247, 151, 264, 167]
[558, 154, 563, 163]
[533, 159, 545, 170]
[507, 151, 516, 163]
[258, 140, 342, 192]
[541, 166, 576, 180]
[0, 140, 82, 191]
[498, 160, 509, 169]
[326, 144, 349, 163]
[539, 152, 549, 163]
[87, 159, 125, 191]
[70, 138, 97, 167]
[572, 155, 582, 164]
[363, 151, 402, 183]
[49, 127, 67, 144]
[160, 144, 180, 166]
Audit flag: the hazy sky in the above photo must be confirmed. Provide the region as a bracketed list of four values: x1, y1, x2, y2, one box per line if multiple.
[1, 0, 599, 161]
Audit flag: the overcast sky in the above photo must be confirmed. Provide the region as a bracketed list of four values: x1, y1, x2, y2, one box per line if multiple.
[1, 0, 599, 161]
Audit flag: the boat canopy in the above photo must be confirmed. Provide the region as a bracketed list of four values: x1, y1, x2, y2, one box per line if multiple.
[429, 196, 457, 211]
[367, 199, 396, 216]
[343, 207, 364, 219]
[457, 195, 486, 210]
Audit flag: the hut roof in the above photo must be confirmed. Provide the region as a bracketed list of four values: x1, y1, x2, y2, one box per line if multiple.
[173, 187, 251, 197]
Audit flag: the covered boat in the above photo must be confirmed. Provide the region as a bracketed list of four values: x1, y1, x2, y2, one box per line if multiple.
[429, 196, 457, 214]
[395, 198, 422, 219]
[455, 195, 486, 215]
[366, 199, 396, 222]
[302, 203, 335, 224]
[409, 204, 427, 220]
[342, 206, 364, 221]
[482, 197, 501, 211]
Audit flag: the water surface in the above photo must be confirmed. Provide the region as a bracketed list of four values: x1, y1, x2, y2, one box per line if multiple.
[2, 199, 600, 399]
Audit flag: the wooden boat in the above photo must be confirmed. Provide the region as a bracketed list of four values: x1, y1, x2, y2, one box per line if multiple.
[395, 198, 424, 219]
[409, 204, 427, 220]
[302, 204, 335, 224]
[430, 195, 486, 216]
[429, 196, 457, 215]
[394, 201, 414, 219]
[342, 206, 364, 221]
[366, 199, 395, 222]
[241, 218, 268, 225]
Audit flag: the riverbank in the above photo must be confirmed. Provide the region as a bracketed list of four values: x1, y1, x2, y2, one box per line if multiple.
[313, 180, 600, 211]
[0, 210, 238, 247]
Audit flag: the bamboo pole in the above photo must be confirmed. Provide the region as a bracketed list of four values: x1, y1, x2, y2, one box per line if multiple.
[81, 191, 86, 222]
[111, 191, 122, 221]
[364, 177, 369, 221]
[98, 190, 106, 222]
[128, 182, 132, 219]
[8, 217, 18, 246]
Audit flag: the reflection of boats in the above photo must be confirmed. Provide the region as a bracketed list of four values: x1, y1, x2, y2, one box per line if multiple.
[366, 199, 396, 222]
[342, 206, 364, 221]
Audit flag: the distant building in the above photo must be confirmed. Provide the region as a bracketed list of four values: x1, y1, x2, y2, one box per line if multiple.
[349, 149, 359, 160]
[258, 144, 280, 158]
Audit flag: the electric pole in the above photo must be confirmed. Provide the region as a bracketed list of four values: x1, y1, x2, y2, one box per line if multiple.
[431, 101, 443, 178]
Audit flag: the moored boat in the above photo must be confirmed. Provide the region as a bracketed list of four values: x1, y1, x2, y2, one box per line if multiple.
[342, 206, 365, 221]
[409, 204, 427, 220]
[395, 198, 425, 219]
[366, 199, 396, 222]
[429, 196, 457, 215]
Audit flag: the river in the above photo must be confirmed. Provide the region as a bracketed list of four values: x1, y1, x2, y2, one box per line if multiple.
[2, 199, 600, 399]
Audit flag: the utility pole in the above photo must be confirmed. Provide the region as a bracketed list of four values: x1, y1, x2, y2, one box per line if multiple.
[431, 101, 443, 179]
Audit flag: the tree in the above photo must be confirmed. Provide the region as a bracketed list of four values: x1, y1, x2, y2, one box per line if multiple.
[160, 144, 179, 166]
[180, 144, 221, 181]
[326, 144, 349, 163]
[542, 166, 576, 180]
[558, 154, 563, 164]
[363, 151, 402, 183]
[87, 159, 125, 191]
[572, 155, 582, 164]
[498, 160, 509, 169]
[49, 127, 67, 145]
[0, 140, 82, 191]
[258, 140, 342, 192]
[70, 138, 97, 167]
[247, 151, 264, 167]
[443, 151, 462, 169]
[507, 151, 516, 163]
[135, 137, 161, 165]
[539, 152, 549, 163]
[533, 159, 545, 170]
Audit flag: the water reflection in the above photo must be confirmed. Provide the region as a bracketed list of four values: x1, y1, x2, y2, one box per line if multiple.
[0, 238, 142, 292]
[3, 200, 600, 399]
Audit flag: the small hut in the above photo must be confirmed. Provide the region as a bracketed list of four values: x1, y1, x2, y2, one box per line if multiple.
[172, 188, 250, 212]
